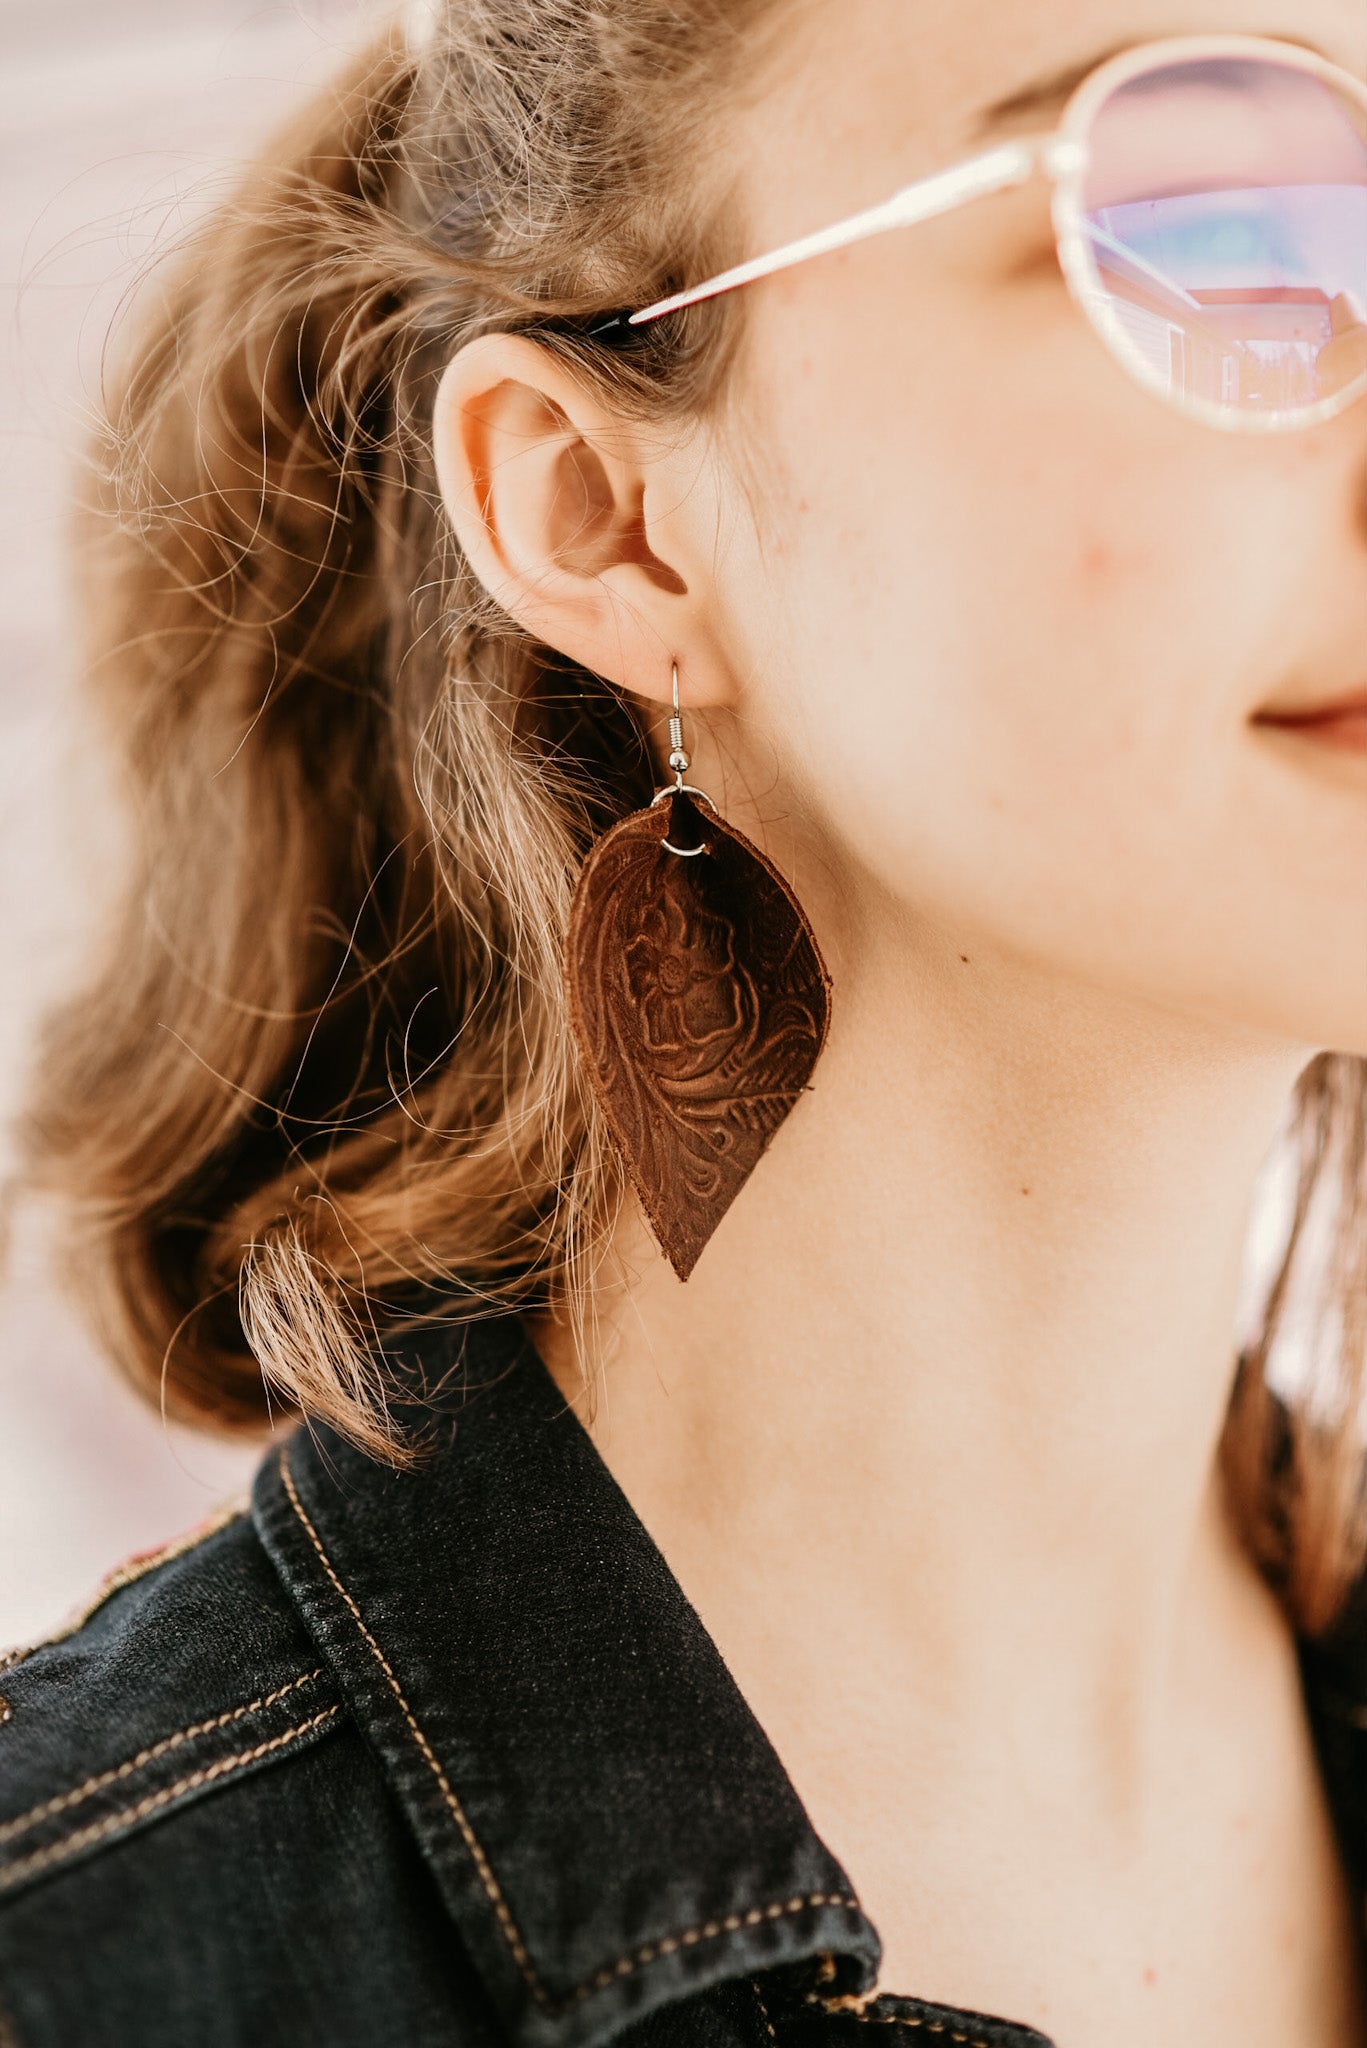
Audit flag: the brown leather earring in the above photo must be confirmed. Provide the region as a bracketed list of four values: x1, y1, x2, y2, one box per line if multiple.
[564, 662, 833, 1281]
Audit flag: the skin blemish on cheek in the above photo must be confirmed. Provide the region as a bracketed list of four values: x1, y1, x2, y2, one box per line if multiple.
[1143, 1966, 1159, 1989]
[1079, 538, 1117, 580]
[1075, 531, 1158, 586]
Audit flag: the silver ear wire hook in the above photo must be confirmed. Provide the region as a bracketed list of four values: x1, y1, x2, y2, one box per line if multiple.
[650, 660, 717, 856]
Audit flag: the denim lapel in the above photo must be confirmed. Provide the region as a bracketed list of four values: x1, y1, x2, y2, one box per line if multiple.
[252, 1307, 880, 2048]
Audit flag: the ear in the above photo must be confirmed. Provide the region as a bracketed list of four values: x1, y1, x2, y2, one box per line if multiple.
[431, 332, 735, 712]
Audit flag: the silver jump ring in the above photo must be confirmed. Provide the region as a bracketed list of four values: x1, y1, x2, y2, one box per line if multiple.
[651, 782, 717, 857]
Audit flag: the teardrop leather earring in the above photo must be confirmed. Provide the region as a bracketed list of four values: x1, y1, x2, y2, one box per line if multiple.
[564, 662, 833, 1281]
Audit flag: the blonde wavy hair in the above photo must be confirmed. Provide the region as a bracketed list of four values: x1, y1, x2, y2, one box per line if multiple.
[6, 2, 1365, 1637]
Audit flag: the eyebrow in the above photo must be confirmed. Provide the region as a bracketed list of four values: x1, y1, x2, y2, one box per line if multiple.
[972, 30, 1339, 136]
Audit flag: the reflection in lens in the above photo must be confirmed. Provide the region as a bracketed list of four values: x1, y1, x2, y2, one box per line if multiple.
[1079, 56, 1367, 417]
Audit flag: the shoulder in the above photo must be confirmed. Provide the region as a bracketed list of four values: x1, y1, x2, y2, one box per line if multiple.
[0, 1488, 345, 1894]
[0, 1466, 496, 2048]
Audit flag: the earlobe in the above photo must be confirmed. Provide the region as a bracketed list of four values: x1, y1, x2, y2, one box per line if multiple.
[429, 332, 730, 709]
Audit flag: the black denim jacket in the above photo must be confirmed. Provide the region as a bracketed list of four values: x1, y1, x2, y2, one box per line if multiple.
[3, 1307, 1366, 2048]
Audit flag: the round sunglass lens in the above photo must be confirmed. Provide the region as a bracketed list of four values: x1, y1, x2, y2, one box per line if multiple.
[1077, 53, 1367, 422]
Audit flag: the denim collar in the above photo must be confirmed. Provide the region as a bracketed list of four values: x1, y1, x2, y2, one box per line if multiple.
[251, 1308, 881, 2048]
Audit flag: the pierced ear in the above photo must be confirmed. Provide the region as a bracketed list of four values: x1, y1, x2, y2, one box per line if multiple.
[431, 332, 732, 711]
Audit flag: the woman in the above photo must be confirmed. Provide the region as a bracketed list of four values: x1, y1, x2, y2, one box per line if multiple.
[1, 1, 1365, 2041]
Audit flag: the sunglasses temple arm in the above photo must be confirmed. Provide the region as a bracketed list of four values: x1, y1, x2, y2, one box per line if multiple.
[625, 140, 1041, 327]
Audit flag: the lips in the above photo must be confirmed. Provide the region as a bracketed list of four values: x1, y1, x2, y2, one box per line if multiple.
[1254, 690, 1367, 755]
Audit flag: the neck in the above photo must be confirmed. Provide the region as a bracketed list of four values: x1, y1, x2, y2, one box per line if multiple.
[529, 891, 1311, 1821]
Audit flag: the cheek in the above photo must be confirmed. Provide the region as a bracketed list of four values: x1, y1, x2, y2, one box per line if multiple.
[728, 325, 1364, 1045]
[759, 388, 1187, 903]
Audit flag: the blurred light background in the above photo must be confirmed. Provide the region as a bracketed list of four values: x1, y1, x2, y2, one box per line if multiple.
[0, 0, 1328, 1654]
[0, 0, 390, 1648]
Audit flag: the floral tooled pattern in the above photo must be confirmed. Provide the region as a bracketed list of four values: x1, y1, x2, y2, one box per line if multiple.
[623, 884, 751, 1076]
[565, 790, 832, 1281]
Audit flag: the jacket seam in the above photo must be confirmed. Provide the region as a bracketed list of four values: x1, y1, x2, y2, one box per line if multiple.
[0, 1667, 326, 1848]
[803, 1991, 995, 2047]
[753, 1977, 781, 2044]
[0, 1495, 251, 1680]
[278, 1441, 864, 2013]
[0, 1704, 342, 1898]
[562, 1894, 865, 2007]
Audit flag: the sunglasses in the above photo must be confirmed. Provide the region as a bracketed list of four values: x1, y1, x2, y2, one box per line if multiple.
[587, 33, 1367, 435]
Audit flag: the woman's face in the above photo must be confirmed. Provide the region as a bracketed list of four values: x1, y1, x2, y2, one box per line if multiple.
[702, 0, 1367, 1057]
